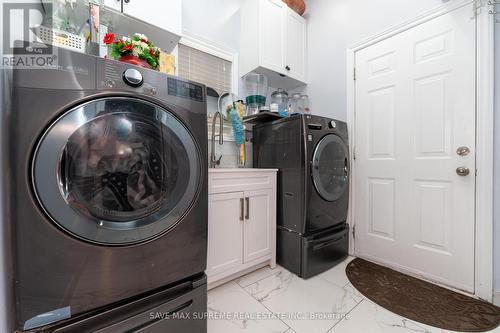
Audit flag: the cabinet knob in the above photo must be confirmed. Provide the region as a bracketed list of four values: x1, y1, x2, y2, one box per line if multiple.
[285, 65, 291, 71]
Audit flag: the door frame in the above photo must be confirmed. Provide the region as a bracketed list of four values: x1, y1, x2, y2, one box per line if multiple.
[345, 0, 494, 302]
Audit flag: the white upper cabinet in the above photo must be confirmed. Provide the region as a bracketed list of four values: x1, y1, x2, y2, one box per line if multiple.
[103, 0, 182, 52]
[240, 0, 307, 90]
[284, 9, 307, 82]
[103, 0, 121, 12]
[122, 0, 182, 36]
[259, 0, 286, 74]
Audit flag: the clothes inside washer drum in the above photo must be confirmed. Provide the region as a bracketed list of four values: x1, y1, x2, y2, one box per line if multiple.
[60, 113, 189, 222]
[346, 258, 500, 332]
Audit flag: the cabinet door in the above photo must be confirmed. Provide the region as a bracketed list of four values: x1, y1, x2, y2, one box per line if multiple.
[103, 0, 121, 11]
[207, 192, 244, 278]
[259, 0, 286, 74]
[243, 189, 275, 263]
[122, 0, 182, 36]
[285, 9, 307, 81]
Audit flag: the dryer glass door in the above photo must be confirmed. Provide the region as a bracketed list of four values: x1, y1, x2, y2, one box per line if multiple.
[311, 134, 349, 202]
[33, 97, 201, 245]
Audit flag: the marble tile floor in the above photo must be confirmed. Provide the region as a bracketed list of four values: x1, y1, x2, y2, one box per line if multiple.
[207, 256, 500, 333]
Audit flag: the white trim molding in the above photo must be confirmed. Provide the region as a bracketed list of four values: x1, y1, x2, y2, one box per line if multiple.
[179, 31, 239, 96]
[346, 0, 495, 302]
[494, 292, 500, 306]
[474, 0, 495, 302]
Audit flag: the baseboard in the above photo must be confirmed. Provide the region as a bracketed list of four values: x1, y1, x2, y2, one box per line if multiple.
[494, 291, 500, 306]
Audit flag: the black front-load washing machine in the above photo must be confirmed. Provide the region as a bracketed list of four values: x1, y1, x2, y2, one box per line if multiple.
[0, 49, 208, 332]
[253, 114, 350, 278]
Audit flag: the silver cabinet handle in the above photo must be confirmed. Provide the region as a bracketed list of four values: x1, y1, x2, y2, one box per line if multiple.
[456, 167, 470, 176]
[456, 146, 470, 156]
[245, 197, 250, 220]
[240, 198, 244, 221]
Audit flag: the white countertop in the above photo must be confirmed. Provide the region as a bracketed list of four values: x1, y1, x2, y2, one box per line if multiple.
[209, 168, 278, 173]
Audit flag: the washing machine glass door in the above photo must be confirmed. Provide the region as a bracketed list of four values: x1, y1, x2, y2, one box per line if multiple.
[311, 134, 349, 202]
[33, 97, 201, 245]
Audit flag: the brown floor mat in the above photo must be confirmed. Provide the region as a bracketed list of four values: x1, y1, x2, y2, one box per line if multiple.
[346, 258, 500, 332]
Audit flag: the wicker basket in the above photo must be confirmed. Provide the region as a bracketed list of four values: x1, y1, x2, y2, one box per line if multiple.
[34, 25, 85, 53]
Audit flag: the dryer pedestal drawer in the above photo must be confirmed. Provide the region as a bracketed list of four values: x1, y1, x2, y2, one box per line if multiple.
[302, 224, 349, 278]
[49, 275, 207, 333]
[277, 224, 349, 279]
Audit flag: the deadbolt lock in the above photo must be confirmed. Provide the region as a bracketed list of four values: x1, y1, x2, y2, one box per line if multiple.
[456, 146, 470, 156]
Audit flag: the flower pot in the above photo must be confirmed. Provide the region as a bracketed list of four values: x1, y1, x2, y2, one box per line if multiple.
[283, 0, 306, 16]
[118, 55, 152, 69]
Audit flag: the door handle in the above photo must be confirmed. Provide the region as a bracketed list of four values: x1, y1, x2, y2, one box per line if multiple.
[456, 167, 470, 176]
[245, 197, 250, 220]
[456, 146, 470, 156]
[240, 198, 244, 221]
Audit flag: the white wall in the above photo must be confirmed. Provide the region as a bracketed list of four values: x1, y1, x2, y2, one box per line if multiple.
[301, 0, 451, 120]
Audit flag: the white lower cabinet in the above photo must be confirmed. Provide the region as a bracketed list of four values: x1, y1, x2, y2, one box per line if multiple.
[207, 192, 244, 276]
[207, 170, 277, 288]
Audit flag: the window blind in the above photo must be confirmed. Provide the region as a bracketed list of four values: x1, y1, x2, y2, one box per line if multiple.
[178, 44, 232, 96]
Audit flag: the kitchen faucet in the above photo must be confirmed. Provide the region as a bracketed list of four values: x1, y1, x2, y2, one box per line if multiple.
[210, 111, 224, 168]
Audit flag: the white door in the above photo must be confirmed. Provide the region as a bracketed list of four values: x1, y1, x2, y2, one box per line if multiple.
[354, 4, 476, 292]
[285, 9, 307, 81]
[243, 189, 275, 263]
[259, 0, 286, 74]
[122, 0, 182, 35]
[207, 192, 244, 278]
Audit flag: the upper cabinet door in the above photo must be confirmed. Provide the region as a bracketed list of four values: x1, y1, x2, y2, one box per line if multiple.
[103, 0, 121, 11]
[285, 10, 307, 82]
[259, 0, 286, 74]
[122, 0, 182, 36]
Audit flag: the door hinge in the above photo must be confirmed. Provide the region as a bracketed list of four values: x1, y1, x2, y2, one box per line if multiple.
[353, 67, 356, 81]
[353, 147, 356, 160]
[352, 225, 356, 239]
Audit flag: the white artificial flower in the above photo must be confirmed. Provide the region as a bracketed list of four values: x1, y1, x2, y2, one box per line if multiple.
[132, 46, 141, 57]
[140, 41, 148, 49]
[121, 36, 131, 43]
[134, 33, 148, 42]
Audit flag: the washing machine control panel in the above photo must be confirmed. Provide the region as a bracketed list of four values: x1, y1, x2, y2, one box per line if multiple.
[167, 78, 204, 102]
[122, 68, 144, 87]
[98, 58, 205, 103]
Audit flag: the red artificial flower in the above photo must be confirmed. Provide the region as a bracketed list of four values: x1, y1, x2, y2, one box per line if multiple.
[103, 32, 115, 45]
[122, 44, 133, 52]
[149, 48, 156, 56]
[140, 38, 148, 43]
